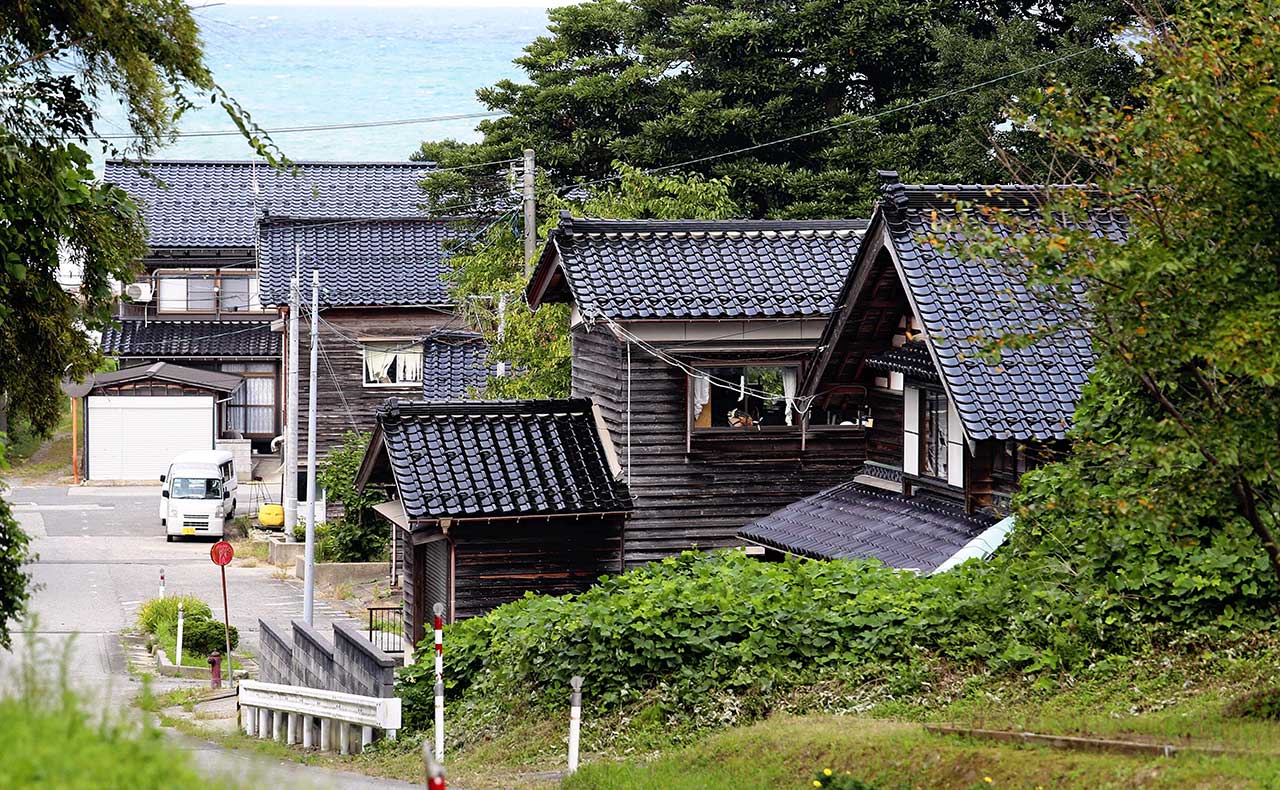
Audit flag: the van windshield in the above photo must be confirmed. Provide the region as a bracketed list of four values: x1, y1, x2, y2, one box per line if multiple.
[171, 477, 223, 500]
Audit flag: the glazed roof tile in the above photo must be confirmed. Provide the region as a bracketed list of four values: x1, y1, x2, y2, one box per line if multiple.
[258, 217, 470, 307]
[89, 361, 244, 393]
[737, 477, 996, 572]
[527, 213, 868, 320]
[422, 333, 493, 400]
[104, 159, 433, 248]
[374, 399, 632, 520]
[864, 340, 940, 383]
[101, 320, 280, 358]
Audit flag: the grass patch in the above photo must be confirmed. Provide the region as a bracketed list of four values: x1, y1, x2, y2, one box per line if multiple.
[562, 714, 1280, 789]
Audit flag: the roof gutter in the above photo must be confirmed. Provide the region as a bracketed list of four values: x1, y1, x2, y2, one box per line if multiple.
[930, 515, 1016, 575]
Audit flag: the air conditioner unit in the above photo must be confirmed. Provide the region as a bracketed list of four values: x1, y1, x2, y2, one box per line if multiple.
[124, 282, 153, 302]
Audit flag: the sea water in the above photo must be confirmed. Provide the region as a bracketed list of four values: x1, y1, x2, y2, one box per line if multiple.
[92, 4, 555, 165]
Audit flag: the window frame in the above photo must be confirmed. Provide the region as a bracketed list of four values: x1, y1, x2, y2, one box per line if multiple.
[919, 387, 950, 480]
[686, 362, 803, 434]
[361, 340, 425, 389]
[152, 269, 270, 315]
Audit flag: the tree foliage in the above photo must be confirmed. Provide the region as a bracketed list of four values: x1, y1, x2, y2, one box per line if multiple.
[0, 1, 283, 647]
[316, 431, 387, 562]
[418, 0, 1139, 217]
[965, 0, 1280, 590]
[439, 165, 741, 398]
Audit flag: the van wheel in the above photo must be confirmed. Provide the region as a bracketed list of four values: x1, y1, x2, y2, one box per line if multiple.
[166, 535, 174, 543]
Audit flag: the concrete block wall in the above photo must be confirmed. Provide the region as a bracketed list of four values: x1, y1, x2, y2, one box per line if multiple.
[291, 620, 336, 691]
[216, 438, 253, 482]
[254, 618, 395, 698]
[258, 619, 293, 685]
[333, 622, 396, 698]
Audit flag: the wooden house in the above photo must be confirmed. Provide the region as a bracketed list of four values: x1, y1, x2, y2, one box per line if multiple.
[257, 216, 493, 459]
[356, 398, 632, 641]
[525, 215, 873, 568]
[737, 172, 1125, 572]
[100, 160, 433, 463]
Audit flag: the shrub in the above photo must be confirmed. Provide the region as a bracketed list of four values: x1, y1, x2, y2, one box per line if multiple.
[1225, 687, 1280, 721]
[814, 769, 877, 789]
[315, 431, 386, 562]
[177, 617, 239, 656]
[137, 596, 210, 635]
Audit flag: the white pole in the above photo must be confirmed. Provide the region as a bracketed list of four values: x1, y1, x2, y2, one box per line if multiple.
[434, 679, 445, 763]
[284, 255, 300, 541]
[303, 269, 319, 624]
[496, 294, 508, 378]
[175, 601, 185, 667]
[567, 675, 583, 773]
[158, 567, 165, 599]
[522, 148, 536, 275]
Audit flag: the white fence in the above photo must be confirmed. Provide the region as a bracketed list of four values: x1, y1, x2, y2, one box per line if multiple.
[238, 679, 401, 754]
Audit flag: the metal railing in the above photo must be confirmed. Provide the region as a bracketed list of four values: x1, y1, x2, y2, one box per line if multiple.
[367, 606, 404, 654]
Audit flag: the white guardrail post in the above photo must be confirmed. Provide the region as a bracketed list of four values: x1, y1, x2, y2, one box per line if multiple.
[237, 680, 401, 754]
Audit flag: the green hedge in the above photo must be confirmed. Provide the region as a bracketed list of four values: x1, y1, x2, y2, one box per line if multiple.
[137, 595, 210, 634]
[137, 595, 237, 658]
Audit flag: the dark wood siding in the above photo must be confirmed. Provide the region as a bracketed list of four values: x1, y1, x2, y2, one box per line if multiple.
[293, 307, 457, 458]
[450, 516, 624, 620]
[571, 325, 867, 568]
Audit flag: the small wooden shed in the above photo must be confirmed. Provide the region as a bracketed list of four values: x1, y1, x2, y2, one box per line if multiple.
[357, 398, 633, 649]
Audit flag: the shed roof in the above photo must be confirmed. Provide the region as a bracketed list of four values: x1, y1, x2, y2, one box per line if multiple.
[422, 333, 493, 400]
[807, 172, 1125, 441]
[258, 216, 471, 307]
[366, 398, 632, 520]
[103, 159, 434, 248]
[89, 361, 244, 393]
[864, 340, 939, 383]
[736, 478, 996, 572]
[527, 213, 867, 320]
[101, 319, 280, 358]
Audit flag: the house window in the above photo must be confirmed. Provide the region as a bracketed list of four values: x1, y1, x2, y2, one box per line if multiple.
[920, 389, 949, 479]
[222, 362, 276, 436]
[363, 342, 424, 387]
[689, 366, 799, 429]
[156, 272, 266, 313]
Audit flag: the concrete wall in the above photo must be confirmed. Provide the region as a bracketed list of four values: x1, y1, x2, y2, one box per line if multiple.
[255, 617, 395, 698]
[216, 438, 253, 482]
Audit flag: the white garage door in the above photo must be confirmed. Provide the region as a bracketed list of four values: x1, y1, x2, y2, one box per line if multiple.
[87, 396, 214, 481]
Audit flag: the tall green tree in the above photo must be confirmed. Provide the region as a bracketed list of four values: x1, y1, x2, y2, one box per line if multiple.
[979, 0, 1280, 594]
[0, 1, 282, 647]
[443, 165, 741, 398]
[417, 0, 1139, 218]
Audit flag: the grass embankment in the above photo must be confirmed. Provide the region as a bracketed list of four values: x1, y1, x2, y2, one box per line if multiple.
[3, 403, 72, 482]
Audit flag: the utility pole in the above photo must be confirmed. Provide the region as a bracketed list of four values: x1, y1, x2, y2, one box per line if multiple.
[303, 269, 319, 624]
[522, 148, 536, 276]
[496, 294, 507, 378]
[284, 250, 300, 542]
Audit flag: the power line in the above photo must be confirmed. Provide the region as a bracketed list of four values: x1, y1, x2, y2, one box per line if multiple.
[83, 110, 508, 141]
[556, 37, 1121, 196]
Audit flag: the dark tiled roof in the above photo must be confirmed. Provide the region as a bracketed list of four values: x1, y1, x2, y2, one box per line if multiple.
[737, 478, 996, 572]
[878, 173, 1124, 440]
[101, 320, 280, 358]
[104, 160, 433, 248]
[89, 361, 244, 393]
[258, 217, 470, 307]
[422, 333, 493, 400]
[375, 399, 632, 520]
[864, 340, 940, 383]
[527, 213, 868, 319]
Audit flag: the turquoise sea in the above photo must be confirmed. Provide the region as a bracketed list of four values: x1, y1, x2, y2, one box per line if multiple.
[94, 4, 556, 165]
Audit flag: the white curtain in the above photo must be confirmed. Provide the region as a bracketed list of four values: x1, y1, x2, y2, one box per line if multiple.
[782, 369, 798, 426]
[364, 346, 395, 383]
[398, 349, 424, 383]
[690, 372, 711, 422]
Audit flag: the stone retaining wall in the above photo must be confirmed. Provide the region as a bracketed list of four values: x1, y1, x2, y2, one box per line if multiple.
[256, 617, 395, 698]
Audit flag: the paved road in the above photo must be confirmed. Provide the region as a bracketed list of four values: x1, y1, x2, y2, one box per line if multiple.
[2, 484, 417, 789]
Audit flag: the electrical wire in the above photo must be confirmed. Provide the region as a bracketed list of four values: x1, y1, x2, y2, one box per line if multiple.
[555, 37, 1123, 196]
[82, 111, 508, 141]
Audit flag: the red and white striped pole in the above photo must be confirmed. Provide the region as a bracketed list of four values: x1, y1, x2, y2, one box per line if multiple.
[432, 602, 445, 763]
[159, 567, 166, 599]
[423, 734, 447, 789]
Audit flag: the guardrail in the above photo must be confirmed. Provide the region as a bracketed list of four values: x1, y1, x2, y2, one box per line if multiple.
[238, 679, 401, 754]
[367, 606, 404, 654]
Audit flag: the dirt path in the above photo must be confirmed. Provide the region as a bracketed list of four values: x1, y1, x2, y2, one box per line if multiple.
[6, 431, 72, 486]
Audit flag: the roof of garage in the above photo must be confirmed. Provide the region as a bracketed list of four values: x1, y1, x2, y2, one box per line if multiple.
[88, 362, 244, 393]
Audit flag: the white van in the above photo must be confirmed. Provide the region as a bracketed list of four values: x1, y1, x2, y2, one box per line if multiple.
[159, 450, 238, 541]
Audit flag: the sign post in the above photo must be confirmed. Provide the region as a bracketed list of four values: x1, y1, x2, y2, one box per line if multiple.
[210, 540, 235, 677]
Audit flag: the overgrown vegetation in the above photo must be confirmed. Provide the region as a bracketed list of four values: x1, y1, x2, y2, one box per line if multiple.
[2, 631, 226, 789]
[137, 595, 238, 665]
[312, 431, 386, 562]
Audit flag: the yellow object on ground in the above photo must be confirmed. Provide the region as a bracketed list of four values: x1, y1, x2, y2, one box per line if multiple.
[258, 503, 284, 526]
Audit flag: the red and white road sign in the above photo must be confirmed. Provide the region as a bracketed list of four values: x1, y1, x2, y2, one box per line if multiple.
[210, 540, 235, 566]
